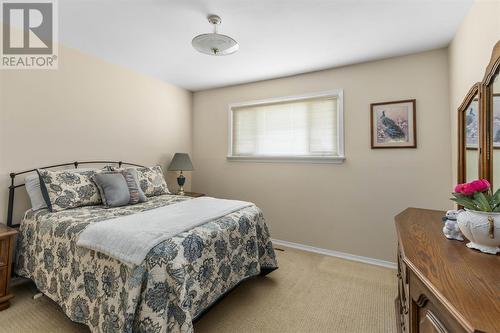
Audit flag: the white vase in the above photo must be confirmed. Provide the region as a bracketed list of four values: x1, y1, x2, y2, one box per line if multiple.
[456, 209, 500, 254]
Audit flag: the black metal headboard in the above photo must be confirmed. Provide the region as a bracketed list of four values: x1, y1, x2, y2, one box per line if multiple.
[7, 160, 146, 228]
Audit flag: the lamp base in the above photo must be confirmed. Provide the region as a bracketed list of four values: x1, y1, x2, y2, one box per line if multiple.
[177, 172, 186, 196]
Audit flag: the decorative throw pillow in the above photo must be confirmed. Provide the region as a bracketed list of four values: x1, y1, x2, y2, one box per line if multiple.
[93, 170, 147, 208]
[123, 169, 147, 204]
[38, 169, 102, 212]
[134, 166, 170, 197]
[93, 172, 131, 208]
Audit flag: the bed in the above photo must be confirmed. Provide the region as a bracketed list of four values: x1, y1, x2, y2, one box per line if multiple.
[9, 161, 278, 333]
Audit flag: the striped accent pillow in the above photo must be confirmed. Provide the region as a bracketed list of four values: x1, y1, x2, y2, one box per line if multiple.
[122, 169, 147, 204]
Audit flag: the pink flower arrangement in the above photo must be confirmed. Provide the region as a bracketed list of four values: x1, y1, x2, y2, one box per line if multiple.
[454, 179, 490, 196]
[451, 179, 500, 212]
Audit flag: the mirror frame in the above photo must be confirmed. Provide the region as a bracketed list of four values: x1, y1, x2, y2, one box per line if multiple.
[457, 83, 482, 184]
[457, 40, 500, 185]
[482, 40, 500, 184]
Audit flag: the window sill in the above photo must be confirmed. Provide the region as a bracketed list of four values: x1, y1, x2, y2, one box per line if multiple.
[226, 155, 346, 164]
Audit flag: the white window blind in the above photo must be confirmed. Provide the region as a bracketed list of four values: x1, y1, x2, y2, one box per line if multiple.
[229, 92, 344, 162]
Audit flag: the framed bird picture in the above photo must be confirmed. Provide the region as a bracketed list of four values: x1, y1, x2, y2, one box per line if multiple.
[370, 99, 416, 148]
[465, 98, 479, 150]
[492, 94, 500, 149]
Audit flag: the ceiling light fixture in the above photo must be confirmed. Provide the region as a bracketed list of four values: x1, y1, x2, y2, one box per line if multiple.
[192, 15, 239, 56]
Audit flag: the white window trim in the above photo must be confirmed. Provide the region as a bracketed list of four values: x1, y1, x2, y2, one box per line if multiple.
[227, 89, 345, 164]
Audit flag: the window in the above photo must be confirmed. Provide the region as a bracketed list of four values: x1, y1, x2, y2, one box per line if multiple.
[227, 90, 344, 163]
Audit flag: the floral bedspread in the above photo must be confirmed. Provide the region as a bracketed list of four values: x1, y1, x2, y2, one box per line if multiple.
[15, 195, 278, 333]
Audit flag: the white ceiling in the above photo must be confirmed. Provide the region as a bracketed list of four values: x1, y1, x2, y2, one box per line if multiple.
[58, 0, 473, 91]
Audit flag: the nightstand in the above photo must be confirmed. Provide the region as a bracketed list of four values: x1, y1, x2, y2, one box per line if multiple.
[0, 224, 17, 311]
[183, 192, 205, 198]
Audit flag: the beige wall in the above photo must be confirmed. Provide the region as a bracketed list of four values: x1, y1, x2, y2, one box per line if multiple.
[0, 44, 192, 224]
[448, 0, 500, 184]
[192, 49, 451, 262]
[3, 1, 497, 262]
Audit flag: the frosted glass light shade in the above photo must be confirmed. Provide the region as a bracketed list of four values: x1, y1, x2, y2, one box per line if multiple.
[192, 33, 239, 56]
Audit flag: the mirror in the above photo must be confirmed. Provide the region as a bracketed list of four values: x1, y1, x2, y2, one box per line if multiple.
[466, 94, 480, 182]
[483, 40, 500, 188]
[457, 41, 500, 187]
[491, 74, 500, 189]
[458, 84, 481, 183]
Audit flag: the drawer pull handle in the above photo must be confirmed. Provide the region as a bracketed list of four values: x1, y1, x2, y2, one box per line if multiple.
[426, 310, 448, 333]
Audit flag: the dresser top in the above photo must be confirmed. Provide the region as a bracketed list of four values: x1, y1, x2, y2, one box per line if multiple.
[0, 224, 17, 237]
[395, 208, 500, 333]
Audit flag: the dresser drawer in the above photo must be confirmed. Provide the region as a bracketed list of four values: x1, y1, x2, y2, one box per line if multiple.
[418, 306, 448, 333]
[0, 228, 16, 311]
[0, 266, 7, 297]
[409, 271, 466, 333]
[0, 238, 9, 267]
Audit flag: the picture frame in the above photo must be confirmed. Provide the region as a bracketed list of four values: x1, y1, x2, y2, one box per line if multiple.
[370, 99, 417, 149]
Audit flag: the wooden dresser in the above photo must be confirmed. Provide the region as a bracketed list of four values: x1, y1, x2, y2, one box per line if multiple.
[395, 208, 500, 333]
[0, 224, 17, 311]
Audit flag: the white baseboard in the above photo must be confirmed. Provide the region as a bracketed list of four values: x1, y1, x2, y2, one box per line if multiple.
[272, 238, 397, 269]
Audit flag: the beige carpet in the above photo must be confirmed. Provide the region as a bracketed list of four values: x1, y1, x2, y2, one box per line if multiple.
[0, 246, 397, 333]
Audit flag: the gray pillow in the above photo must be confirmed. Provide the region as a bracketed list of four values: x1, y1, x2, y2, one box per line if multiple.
[25, 174, 48, 211]
[93, 173, 131, 208]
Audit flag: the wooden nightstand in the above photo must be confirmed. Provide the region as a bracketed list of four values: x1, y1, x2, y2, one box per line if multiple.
[0, 224, 17, 311]
[183, 192, 205, 198]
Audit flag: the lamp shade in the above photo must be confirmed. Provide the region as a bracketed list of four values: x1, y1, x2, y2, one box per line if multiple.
[168, 153, 194, 171]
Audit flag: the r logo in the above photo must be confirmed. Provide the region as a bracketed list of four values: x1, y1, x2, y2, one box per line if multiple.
[1, 0, 57, 69]
[2, 2, 53, 54]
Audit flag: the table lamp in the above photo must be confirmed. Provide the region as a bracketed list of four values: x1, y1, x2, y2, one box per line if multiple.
[168, 153, 194, 195]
